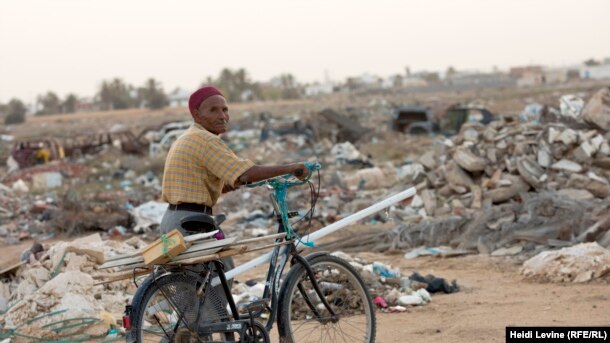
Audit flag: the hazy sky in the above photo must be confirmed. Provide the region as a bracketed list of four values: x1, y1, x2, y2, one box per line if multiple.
[1, 0, 609, 103]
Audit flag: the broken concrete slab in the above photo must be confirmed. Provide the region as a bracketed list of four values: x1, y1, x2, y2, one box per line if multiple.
[419, 150, 437, 170]
[517, 156, 546, 189]
[558, 129, 578, 145]
[581, 87, 610, 131]
[484, 174, 530, 203]
[585, 179, 610, 198]
[572, 141, 597, 163]
[444, 161, 474, 191]
[453, 148, 487, 172]
[420, 189, 437, 216]
[551, 159, 583, 173]
[522, 243, 610, 283]
[557, 188, 594, 201]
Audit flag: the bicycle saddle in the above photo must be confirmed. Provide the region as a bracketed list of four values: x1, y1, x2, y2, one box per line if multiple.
[180, 213, 226, 232]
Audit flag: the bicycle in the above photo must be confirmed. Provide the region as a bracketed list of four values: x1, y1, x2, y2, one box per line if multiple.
[124, 162, 376, 343]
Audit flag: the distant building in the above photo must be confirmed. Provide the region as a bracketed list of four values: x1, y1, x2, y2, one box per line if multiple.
[412, 71, 440, 84]
[381, 75, 404, 89]
[517, 70, 545, 87]
[75, 97, 100, 113]
[357, 73, 382, 87]
[509, 65, 543, 79]
[167, 88, 190, 108]
[402, 77, 428, 87]
[446, 72, 515, 88]
[543, 68, 580, 84]
[304, 82, 334, 97]
[580, 64, 610, 80]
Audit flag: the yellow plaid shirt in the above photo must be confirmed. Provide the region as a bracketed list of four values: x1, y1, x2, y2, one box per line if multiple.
[161, 123, 254, 206]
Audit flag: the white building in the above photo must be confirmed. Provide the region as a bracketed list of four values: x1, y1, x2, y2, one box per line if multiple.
[167, 88, 190, 108]
[304, 83, 334, 97]
[580, 64, 610, 80]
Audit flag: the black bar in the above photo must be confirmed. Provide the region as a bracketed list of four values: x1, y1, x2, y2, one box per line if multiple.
[506, 326, 609, 342]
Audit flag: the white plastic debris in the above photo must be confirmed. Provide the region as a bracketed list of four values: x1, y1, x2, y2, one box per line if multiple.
[11, 179, 29, 193]
[331, 141, 365, 162]
[398, 294, 424, 306]
[131, 201, 169, 233]
[559, 94, 585, 118]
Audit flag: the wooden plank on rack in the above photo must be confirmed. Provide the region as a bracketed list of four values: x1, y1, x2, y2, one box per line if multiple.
[184, 230, 219, 243]
[182, 237, 238, 254]
[168, 245, 248, 266]
[99, 237, 238, 269]
[99, 255, 144, 269]
[170, 247, 223, 261]
[94, 268, 151, 285]
[95, 244, 252, 284]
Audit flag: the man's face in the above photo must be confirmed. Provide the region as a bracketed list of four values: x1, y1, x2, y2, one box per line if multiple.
[194, 95, 230, 135]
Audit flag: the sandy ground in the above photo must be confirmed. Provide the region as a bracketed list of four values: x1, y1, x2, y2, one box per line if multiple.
[2, 238, 610, 342]
[233, 248, 610, 343]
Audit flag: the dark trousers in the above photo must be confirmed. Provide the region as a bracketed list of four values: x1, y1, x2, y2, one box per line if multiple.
[159, 208, 235, 323]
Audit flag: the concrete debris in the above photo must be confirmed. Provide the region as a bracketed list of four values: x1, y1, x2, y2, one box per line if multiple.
[1, 88, 610, 339]
[453, 148, 487, 172]
[559, 94, 585, 119]
[522, 243, 610, 283]
[331, 141, 368, 163]
[323, 192, 610, 254]
[581, 87, 610, 131]
[551, 159, 582, 173]
[0, 234, 144, 341]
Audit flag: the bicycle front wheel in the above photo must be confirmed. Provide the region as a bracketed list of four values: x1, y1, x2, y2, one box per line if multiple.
[277, 254, 376, 343]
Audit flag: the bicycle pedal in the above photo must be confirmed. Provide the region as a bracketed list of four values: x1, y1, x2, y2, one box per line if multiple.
[241, 298, 269, 313]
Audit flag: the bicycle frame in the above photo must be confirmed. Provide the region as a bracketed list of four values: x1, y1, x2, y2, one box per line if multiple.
[139, 164, 336, 340]
[204, 210, 336, 333]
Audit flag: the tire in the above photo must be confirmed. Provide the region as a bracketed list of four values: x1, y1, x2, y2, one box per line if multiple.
[277, 255, 376, 343]
[130, 272, 234, 343]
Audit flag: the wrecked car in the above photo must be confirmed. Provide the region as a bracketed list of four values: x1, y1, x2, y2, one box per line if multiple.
[10, 138, 65, 169]
[391, 104, 495, 136]
[390, 105, 439, 134]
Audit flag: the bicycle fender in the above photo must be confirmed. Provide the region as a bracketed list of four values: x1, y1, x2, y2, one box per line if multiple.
[290, 251, 329, 266]
[304, 251, 330, 261]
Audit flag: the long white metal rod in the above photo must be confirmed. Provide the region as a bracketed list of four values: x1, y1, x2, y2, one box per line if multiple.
[220, 186, 416, 282]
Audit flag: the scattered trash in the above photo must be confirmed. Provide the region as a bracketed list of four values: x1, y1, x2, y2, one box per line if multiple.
[559, 94, 585, 118]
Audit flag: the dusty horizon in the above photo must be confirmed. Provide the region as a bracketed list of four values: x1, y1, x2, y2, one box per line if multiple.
[1, 0, 609, 103]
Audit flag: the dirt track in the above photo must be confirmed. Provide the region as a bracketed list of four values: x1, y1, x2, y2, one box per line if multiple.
[353, 253, 609, 343]
[232, 249, 610, 343]
[3, 239, 609, 342]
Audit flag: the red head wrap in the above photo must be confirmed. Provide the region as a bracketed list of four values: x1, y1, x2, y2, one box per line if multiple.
[188, 86, 224, 115]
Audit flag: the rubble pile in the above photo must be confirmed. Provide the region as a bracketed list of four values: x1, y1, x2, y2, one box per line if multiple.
[417, 120, 610, 211]
[522, 242, 610, 283]
[0, 234, 145, 341]
[324, 192, 610, 254]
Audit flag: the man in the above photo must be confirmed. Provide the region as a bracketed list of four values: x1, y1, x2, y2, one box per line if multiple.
[160, 85, 308, 235]
[159, 86, 308, 334]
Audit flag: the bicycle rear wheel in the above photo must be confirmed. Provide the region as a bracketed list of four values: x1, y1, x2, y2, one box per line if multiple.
[277, 254, 376, 343]
[130, 271, 233, 343]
